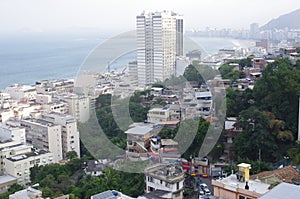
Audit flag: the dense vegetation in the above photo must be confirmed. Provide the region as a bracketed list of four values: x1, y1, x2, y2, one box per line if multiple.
[28, 157, 145, 199]
[183, 61, 218, 82]
[0, 184, 24, 199]
[221, 58, 300, 166]
[95, 92, 150, 150]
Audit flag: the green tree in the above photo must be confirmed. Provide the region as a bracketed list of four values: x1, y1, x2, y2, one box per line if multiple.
[226, 88, 254, 117]
[66, 151, 78, 160]
[233, 107, 293, 162]
[183, 64, 204, 83]
[288, 142, 300, 166]
[0, 184, 24, 199]
[253, 58, 300, 134]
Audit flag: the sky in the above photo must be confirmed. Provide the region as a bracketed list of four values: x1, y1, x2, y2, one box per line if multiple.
[0, 0, 300, 34]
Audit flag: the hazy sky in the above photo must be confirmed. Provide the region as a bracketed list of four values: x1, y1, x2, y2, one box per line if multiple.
[1, 0, 300, 34]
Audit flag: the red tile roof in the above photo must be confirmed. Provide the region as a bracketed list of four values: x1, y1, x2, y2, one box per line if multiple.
[250, 166, 300, 184]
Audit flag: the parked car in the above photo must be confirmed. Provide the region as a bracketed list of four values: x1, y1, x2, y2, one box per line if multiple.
[199, 183, 211, 196]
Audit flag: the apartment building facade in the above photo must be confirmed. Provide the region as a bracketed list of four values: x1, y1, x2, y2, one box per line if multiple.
[21, 119, 63, 163]
[136, 11, 183, 86]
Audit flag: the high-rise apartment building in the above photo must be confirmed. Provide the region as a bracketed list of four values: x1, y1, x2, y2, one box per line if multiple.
[176, 15, 184, 57]
[137, 11, 183, 86]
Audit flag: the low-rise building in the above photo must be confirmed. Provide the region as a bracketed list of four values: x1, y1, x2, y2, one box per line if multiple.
[0, 109, 14, 124]
[195, 91, 212, 118]
[0, 142, 32, 175]
[147, 107, 170, 123]
[250, 165, 300, 185]
[4, 85, 37, 102]
[145, 163, 185, 199]
[212, 163, 270, 199]
[91, 190, 135, 199]
[9, 187, 42, 199]
[0, 175, 17, 194]
[125, 123, 160, 161]
[258, 182, 300, 199]
[0, 125, 26, 144]
[4, 150, 53, 185]
[159, 139, 180, 163]
[84, 160, 107, 176]
[42, 101, 68, 114]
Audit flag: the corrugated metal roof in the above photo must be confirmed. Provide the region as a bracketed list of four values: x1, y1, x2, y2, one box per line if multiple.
[259, 182, 300, 199]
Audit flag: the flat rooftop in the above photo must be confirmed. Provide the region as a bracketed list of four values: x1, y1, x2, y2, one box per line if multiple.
[214, 174, 270, 195]
[0, 175, 17, 184]
[161, 139, 178, 146]
[21, 118, 57, 127]
[1, 144, 32, 153]
[6, 149, 50, 162]
[125, 126, 153, 135]
[145, 163, 184, 183]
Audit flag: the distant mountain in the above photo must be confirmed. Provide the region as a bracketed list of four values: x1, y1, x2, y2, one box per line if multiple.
[261, 9, 300, 30]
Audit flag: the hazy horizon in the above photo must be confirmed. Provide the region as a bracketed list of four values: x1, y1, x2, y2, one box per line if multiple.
[0, 0, 300, 35]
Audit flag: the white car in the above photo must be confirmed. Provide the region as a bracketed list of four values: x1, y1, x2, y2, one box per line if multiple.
[199, 183, 211, 196]
[204, 188, 211, 196]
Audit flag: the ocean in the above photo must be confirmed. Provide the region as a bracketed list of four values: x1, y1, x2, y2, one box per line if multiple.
[0, 32, 249, 90]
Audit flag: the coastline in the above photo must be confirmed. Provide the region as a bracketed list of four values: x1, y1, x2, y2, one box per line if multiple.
[0, 35, 255, 90]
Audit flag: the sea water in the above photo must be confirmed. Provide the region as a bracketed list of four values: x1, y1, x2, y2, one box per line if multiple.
[0, 32, 245, 90]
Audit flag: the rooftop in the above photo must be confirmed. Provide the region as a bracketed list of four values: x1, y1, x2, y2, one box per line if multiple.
[6, 149, 50, 162]
[214, 174, 270, 195]
[141, 189, 169, 199]
[159, 120, 180, 125]
[125, 126, 153, 136]
[195, 91, 212, 98]
[251, 166, 300, 185]
[91, 190, 117, 199]
[9, 187, 42, 199]
[161, 139, 178, 146]
[21, 118, 57, 127]
[258, 182, 300, 199]
[148, 107, 169, 112]
[0, 141, 23, 151]
[0, 175, 17, 185]
[85, 160, 107, 172]
[145, 163, 184, 183]
[1, 144, 32, 153]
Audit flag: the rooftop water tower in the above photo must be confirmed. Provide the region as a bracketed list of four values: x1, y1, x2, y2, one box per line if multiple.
[237, 163, 251, 182]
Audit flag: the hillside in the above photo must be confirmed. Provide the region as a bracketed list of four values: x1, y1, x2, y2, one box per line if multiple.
[261, 8, 300, 30]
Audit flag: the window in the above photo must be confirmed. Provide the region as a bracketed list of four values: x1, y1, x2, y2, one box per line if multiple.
[177, 182, 179, 190]
[160, 180, 163, 184]
[148, 176, 153, 182]
[239, 196, 245, 199]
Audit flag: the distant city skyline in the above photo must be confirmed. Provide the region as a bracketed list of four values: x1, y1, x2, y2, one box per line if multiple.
[0, 0, 300, 34]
